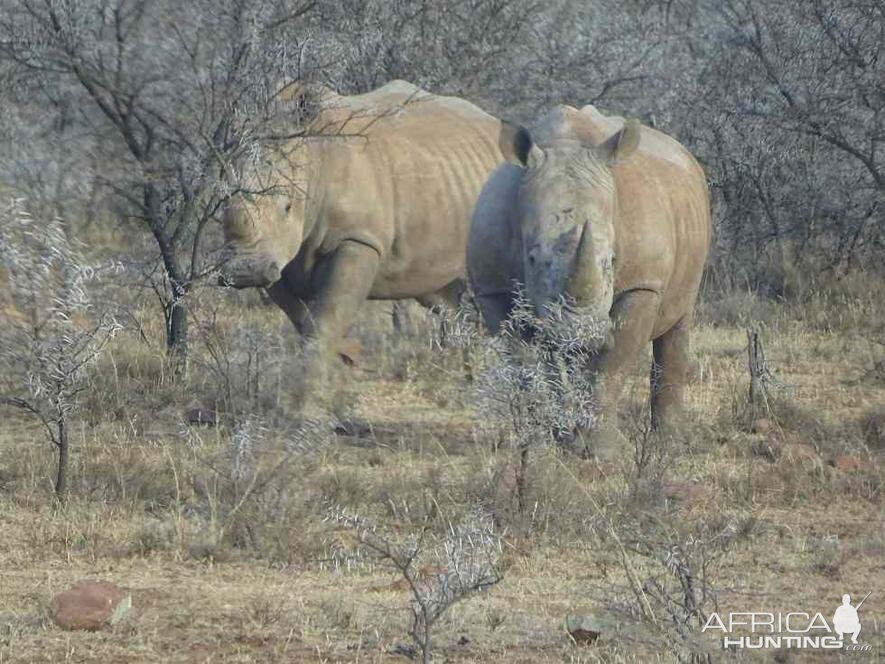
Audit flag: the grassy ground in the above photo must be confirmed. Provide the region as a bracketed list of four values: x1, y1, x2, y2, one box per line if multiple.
[0, 279, 883, 663]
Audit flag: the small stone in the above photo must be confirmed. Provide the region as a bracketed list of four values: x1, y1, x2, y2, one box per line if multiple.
[49, 580, 130, 631]
[333, 419, 373, 438]
[566, 613, 605, 645]
[185, 407, 217, 427]
[390, 643, 418, 659]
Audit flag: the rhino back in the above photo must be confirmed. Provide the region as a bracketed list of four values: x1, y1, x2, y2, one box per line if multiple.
[304, 88, 503, 299]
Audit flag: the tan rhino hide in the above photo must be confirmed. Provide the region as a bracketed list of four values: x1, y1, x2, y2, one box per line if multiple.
[219, 80, 504, 407]
[468, 104, 711, 434]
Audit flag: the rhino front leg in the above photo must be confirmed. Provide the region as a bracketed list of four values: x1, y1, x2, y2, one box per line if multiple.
[296, 240, 380, 413]
[650, 315, 691, 431]
[583, 289, 659, 454]
[266, 280, 311, 332]
[475, 291, 515, 334]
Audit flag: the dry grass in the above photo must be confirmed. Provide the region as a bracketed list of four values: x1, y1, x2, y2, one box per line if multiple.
[1, 276, 884, 662]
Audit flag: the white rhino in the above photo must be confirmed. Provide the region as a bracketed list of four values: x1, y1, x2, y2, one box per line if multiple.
[220, 80, 503, 402]
[468, 105, 711, 432]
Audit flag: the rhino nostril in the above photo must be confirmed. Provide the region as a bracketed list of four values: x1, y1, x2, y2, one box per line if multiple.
[528, 245, 544, 266]
[264, 263, 282, 283]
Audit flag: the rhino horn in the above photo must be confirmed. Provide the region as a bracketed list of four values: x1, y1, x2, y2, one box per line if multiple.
[566, 222, 614, 319]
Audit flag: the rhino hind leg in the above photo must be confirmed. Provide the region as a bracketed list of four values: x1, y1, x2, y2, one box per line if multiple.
[650, 315, 691, 431]
[415, 278, 465, 313]
[414, 278, 467, 347]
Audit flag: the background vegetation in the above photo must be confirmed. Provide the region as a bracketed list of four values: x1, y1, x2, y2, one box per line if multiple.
[0, 0, 882, 662]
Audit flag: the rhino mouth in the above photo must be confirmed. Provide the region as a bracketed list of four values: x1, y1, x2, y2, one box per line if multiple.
[218, 250, 282, 289]
[534, 297, 612, 352]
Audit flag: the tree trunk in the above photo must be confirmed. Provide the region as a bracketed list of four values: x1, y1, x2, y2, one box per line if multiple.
[421, 620, 431, 664]
[167, 297, 189, 377]
[55, 416, 69, 500]
[146, 186, 191, 375]
[746, 328, 766, 419]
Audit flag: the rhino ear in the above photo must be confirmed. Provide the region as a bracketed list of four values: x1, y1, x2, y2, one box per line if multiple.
[498, 120, 533, 167]
[599, 118, 641, 164]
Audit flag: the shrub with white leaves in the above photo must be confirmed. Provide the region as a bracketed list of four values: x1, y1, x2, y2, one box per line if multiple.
[0, 198, 121, 498]
[453, 289, 609, 512]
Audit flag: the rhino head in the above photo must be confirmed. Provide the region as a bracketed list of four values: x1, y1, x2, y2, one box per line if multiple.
[218, 84, 328, 288]
[499, 109, 640, 332]
[218, 191, 302, 288]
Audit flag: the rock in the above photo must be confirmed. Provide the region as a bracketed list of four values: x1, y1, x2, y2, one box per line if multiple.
[333, 419, 373, 438]
[390, 643, 418, 659]
[566, 613, 604, 645]
[49, 580, 130, 631]
[831, 455, 873, 473]
[185, 406, 218, 427]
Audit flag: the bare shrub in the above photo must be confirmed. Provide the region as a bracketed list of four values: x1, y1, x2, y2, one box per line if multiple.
[807, 535, 843, 577]
[329, 506, 503, 664]
[592, 497, 750, 662]
[0, 198, 121, 499]
[188, 289, 287, 418]
[623, 403, 672, 507]
[162, 414, 332, 559]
